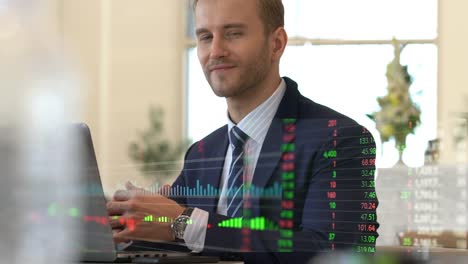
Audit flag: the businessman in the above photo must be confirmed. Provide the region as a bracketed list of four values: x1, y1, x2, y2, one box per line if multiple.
[107, 0, 379, 263]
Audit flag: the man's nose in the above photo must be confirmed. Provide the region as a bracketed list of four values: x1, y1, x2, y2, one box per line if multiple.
[209, 36, 229, 59]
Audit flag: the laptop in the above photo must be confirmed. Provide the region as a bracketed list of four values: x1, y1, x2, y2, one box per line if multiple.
[68, 123, 218, 263]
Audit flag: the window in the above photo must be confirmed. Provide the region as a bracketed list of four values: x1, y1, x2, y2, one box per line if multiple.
[185, 0, 438, 168]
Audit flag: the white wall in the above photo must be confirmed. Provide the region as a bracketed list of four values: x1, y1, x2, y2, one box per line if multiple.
[61, 0, 186, 194]
[438, 0, 468, 164]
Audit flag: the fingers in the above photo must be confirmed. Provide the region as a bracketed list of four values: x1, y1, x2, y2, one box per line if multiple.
[112, 217, 175, 244]
[126, 181, 148, 195]
[113, 189, 132, 201]
[112, 182, 148, 203]
[109, 214, 140, 232]
[126, 181, 155, 197]
[126, 181, 141, 191]
[109, 215, 125, 229]
[106, 200, 131, 215]
[112, 214, 141, 243]
[113, 229, 133, 244]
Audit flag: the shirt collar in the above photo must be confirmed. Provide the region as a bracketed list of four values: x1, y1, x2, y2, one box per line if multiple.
[227, 78, 286, 145]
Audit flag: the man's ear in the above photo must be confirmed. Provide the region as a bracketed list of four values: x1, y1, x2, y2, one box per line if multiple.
[270, 27, 288, 61]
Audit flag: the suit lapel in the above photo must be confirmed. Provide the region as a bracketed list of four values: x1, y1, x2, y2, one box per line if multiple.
[250, 117, 283, 192]
[250, 77, 300, 214]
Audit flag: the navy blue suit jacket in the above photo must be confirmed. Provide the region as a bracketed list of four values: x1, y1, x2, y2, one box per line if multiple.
[170, 77, 379, 263]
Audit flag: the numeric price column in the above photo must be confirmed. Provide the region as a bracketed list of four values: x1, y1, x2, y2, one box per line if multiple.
[355, 127, 377, 253]
[278, 118, 296, 252]
[326, 119, 338, 251]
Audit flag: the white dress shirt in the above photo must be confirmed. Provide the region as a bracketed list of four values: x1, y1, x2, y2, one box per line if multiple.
[183, 78, 286, 252]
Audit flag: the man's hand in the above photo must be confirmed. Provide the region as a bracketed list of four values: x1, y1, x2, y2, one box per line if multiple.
[106, 182, 185, 243]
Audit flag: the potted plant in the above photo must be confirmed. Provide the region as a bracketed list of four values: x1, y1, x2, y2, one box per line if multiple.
[128, 106, 191, 184]
[367, 38, 421, 166]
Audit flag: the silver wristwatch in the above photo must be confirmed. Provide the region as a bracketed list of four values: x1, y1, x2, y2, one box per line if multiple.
[171, 207, 194, 240]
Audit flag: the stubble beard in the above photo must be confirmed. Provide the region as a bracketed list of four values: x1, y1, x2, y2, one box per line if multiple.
[205, 45, 271, 99]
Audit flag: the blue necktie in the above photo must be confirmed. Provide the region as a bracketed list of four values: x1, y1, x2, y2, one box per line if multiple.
[226, 126, 249, 217]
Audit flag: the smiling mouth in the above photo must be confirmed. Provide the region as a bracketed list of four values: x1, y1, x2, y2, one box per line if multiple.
[209, 65, 236, 72]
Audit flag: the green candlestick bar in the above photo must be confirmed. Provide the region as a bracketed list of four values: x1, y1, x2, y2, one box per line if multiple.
[218, 217, 278, 231]
[143, 215, 174, 223]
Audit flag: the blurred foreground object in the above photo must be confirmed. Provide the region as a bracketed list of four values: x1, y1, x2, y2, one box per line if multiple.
[308, 246, 468, 264]
[0, 0, 82, 263]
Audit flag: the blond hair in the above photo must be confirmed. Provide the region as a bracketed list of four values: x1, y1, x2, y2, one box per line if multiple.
[192, 0, 284, 34]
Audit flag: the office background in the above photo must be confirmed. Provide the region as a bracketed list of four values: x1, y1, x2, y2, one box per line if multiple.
[2, 2, 468, 263]
[0, 0, 468, 260]
[48, 0, 466, 191]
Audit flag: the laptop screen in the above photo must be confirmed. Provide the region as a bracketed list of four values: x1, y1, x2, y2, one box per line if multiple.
[68, 123, 117, 262]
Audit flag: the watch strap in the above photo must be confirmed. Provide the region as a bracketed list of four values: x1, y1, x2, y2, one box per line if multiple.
[181, 207, 194, 217]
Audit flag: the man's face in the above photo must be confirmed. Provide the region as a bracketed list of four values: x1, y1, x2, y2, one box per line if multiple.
[195, 0, 273, 98]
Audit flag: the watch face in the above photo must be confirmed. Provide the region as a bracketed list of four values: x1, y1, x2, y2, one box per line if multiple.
[173, 215, 190, 239]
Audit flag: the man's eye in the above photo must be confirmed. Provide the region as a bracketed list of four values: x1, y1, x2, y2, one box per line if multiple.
[227, 32, 242, 37]
[199, 35, 212, 41]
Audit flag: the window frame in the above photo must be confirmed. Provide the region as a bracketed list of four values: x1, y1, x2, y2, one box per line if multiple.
[182, 0, 439, 167]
